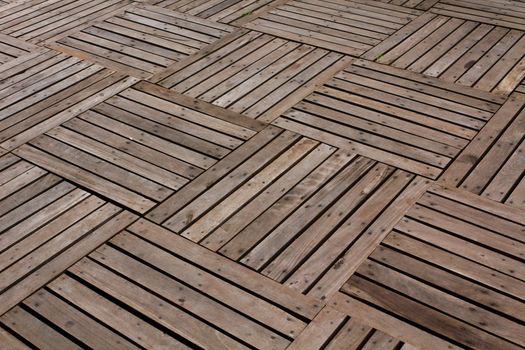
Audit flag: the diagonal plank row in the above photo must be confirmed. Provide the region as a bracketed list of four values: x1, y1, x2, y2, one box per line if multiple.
[0, 0, 137, 45]
[0, 49, 139, 150]
[364, 12, 525, 94]
[429, 0, 525, 31]
[0, 215, 459, 350]
[0, 32, 39, 65]
[151, 28, 352, 123]
[0, 151, 137, 315]
[334, 184, 525, 350]
[0, 0, 524, 348]
[242, 0, 423, 56]
[147, 124, 431, 300]
[149, 0, 288, 25]
[441, 91, 525, 209]
[273, 59, 506, 178]
[49, 4, 235, 79]
[13, 81, 265, 213]
[0, 218, 324, 350]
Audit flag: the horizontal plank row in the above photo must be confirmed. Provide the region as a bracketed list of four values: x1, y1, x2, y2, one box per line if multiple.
[0, 152, 137, 315]
[12, 81, 263, 214]
[243, 0, 422, 56]
[340, 184, 525, 350]
[151, 28, 351, 123]
[364, 12, 525, 94]
[50, 4, 234, 79]
[274, 59, 503, 178]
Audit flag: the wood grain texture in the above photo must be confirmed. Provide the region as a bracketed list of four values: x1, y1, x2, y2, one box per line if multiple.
[49, 4, 234, 79]
[12, 82, 262, 213]
[151, 28, 352, 123]
[363, 12, 525, 94]
[274, 59, 504, 178]
[0, 0, 524, 348]
[0, 153, 137, 315]
[430, 0, 525, 31]
[243, 0, 422, 56]
[441, 92, 525, 209]
[340, 184, 525, 350]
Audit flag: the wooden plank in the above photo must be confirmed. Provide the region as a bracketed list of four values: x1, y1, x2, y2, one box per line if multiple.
[1, 306, 83, 349]
[81, 250, 291, 349]
[0, 52, 139, 150]
[329, 293, 464, 350]
[48, 273, 192, 349]
[21, 290, 141, 349]
[431, 0, 525, 31]
[49, 5, 234, 79]
[0, 33, 39, 65]
[12, 82, 267, 213]
[274, 59, 501, 178]
[441, 92, 525, 208]
[128, 219, 323, 320]
[0, 326, 30, 350]
[363, 12, 525, 94]
[151, 0, 287, 25]
[152, 28, 351, 123]
[243, 0, 421, 56]
[0, 0, 135, 44]
[0, 152, 138, 315]
[339, 184, 525, 350]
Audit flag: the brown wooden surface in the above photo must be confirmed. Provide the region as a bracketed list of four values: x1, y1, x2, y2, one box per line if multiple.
[49, 4, 234, 79]
[274, 58, 504, 178]
[340, 185, 525, 349]
[243, 0, 422, 56]
[0, 1, 524, 349]
[363, 12, 525, 94]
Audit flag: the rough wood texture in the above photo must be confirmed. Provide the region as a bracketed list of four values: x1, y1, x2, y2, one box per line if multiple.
[363, 12, 525, 94]
[340, 185, 525, 350]
[274, 59, 504, 178]
[49, 4, 234, 78]
[0, 1, 524, 349]
[151, 28, 352, 122]
[243, 0, 423, 56]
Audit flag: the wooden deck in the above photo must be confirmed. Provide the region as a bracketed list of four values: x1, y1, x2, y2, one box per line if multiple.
[0, 0, 524, 349]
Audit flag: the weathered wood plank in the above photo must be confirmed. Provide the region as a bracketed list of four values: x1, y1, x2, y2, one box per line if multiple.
[363, 12, 525, 94]
[0, 153, 138, 315]
[151, 29, 352, 123]
[274, 59, 502, 178]
[340, 184, 525, 350]
[243, 0, 422, 56]
[441, 92, 525, 209]
[49, 4, 234, 78]
[12, 83, 262, 213]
